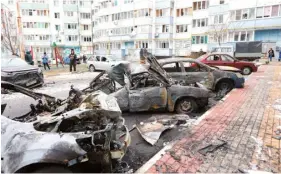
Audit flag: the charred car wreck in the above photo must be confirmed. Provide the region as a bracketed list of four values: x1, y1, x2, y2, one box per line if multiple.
[1, 81, 131, 173]
[108, 54, 210, 114]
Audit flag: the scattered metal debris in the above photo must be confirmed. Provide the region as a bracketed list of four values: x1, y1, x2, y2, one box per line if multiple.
[198, 139, 227, 155]
[136, 115, 190, 145]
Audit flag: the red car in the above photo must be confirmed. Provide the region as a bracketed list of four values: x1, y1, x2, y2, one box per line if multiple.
[197, 53, 258, 75]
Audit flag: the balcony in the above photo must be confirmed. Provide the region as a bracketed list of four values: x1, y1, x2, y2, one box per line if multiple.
[174, 32, 192, 39]
[209, 4, 229, 15]
[228, 17, 281, 30]
[80, 19, 92, 25]
[175, 0, 192, 8]
[24, 40, 51, 46]
[22, 28, 51, 35]
[155, 0, 174, 9]
[154, 49, 172, 56]
[155, 16, 173, 25]
[64, 29, 79, 35]
[175, 16, 192, 25]
[191, 27, 208, 35]
[63, 4, 78, 11]
[155, 33, 173, 39]
[19, 3, 49, 9]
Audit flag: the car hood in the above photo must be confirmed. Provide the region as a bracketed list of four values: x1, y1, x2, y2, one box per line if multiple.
[215, 66, 241, 72]
[1, 65, 38, 72]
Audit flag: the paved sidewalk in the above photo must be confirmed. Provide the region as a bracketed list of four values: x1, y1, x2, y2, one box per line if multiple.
[140, 62, 281, 173]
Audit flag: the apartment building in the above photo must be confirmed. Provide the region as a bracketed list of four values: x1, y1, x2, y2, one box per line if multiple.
[208, 0, 281, 56]
[1, 0, 94, 62]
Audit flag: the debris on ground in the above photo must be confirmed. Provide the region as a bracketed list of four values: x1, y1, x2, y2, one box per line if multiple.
[136, 115, 190, 145]
[198, 139, 227, 155]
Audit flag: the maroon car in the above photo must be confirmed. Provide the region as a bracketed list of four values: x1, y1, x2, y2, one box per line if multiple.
[197, 53, 258, 75]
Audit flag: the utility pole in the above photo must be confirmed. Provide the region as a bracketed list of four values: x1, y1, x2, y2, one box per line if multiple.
[90, 1, 94, 55]
[77, 2, 81, 54]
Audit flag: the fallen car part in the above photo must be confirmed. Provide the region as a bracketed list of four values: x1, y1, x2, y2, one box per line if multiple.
[198, 139, 227, 155]
[1, 91, 131, 173]
[136, 115, 190, 145]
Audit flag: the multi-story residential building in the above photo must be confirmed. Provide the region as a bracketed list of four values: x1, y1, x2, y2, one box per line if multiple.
[2, 0, 281, 60]
[1, 0, 94, 63]
[208, 0, 281, 56]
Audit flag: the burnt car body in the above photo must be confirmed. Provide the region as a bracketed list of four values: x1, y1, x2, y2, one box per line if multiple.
[159, 58, 245, 93]
[108, 54, 210, 114]
[1, 56, 44, 88]
[1, 81, 131, 173]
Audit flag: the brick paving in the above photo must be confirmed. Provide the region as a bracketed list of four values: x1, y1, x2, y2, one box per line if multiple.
[144, 62, 281, 173]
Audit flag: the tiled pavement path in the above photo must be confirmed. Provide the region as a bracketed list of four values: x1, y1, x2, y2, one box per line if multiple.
[143, 62, 281, 173]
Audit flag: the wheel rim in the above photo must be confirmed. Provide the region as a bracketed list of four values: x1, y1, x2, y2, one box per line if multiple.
[180, 100, 192, 112]
[243, 68, 250, 74]
[219, 82, 231, 91]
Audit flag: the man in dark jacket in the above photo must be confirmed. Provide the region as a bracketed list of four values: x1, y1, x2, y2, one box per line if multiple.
[69, 49, 77, 72]
[268, 48, 275, 62]
[25, 51, 33, 65]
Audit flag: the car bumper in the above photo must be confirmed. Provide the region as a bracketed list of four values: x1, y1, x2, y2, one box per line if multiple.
[2, 72, 44, 89]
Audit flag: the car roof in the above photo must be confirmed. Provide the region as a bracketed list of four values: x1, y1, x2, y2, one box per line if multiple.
[158, 58, 200, 64]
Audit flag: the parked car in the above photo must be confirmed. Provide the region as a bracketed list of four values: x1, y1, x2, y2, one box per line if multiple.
[1, 56, 44, 88]
[197, 53, 258, 75]
[87, 55, 123, 72]
[109, 55, 210, 114]
[158, 58, 245, 94]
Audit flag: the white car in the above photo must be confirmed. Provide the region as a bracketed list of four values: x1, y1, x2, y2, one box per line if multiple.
[87, 55, 124, 72]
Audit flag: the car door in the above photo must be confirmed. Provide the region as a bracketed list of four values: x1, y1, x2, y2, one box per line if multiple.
[181, 61, 215, 89]
[220, 54, 236, 67]
[128, 75, 168, 112]
[204, 54, 222, 66]
[162, 62, 185, 82]
[93, 56, 101, 70]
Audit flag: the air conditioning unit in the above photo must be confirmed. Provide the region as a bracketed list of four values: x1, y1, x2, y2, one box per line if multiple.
[154, 33, 159, 37]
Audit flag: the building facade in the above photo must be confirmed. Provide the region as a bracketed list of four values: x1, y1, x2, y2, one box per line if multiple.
[1, 0, 94, 62]
[2, 0, 281, 60]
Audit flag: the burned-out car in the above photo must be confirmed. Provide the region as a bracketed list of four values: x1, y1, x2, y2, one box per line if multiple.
[159, 58, 245, 94]
[108, 55, 210, 114]
[1, 82, 131, 173]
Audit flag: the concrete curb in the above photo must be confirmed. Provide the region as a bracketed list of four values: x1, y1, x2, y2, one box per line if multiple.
[135, 88, 236, 173]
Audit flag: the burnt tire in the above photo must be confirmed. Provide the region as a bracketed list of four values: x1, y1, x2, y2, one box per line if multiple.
[175, 97, 198, 114]
[89, 65, 95, 72]
[216, 80, 234, 93]
[32, 166, 72, 173]
[242, 66, 252, 75]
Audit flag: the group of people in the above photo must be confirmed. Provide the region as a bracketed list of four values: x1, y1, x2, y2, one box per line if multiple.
[268, 48, 281, 62]
[39, 49, 79, 72]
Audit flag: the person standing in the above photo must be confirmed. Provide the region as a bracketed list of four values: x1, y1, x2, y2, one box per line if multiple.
[25, 51, 33, 65]
[268, 48, 275, 62]
[42, 52, 50, 70]
[69, 49, 77, 72]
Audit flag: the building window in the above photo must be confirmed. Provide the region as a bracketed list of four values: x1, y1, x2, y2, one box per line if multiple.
[161, 25, 170, 33]
[135, 41, 148, 49]
[242, 9, 248, 19]
[80, 13, 91, 19]
[55, 25, 60, 31]
[249, 8, 255, 19]
[83, 25, 89, 30]
[63, 0, 76, 4]
[64, 11, 74, 17]
[65, 23, 77, 29]
[230, 31, 254, 42]
[8, 0, 13, 4]
[193, 1, 208, 11]
[176, 24, 188, 33]
[156, 41, 169, 49]
[192, 36, 207, 44]
[156, 8, 170, 17]
[271, 5, 279, 16]
[54, 0, 59, 5]
[220, 0, 224, 4]
[66, 35, 78, 41]
[256, 7, 263, 18]
[213, 14, 223, 24]
[236, 10, 241, 20]
[176, 7, 192, 17]
[264, 6, 271, 17]
[82, 36, 92, 42]
[192, 18, 208, 27]
[54, 12, 60, 19]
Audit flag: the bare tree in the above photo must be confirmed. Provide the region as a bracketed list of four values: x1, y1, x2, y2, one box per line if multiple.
[208, 14, 245, 48]
[1, 7, 19, 55]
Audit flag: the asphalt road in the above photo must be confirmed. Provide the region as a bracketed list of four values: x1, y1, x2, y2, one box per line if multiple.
[1, 71, 196, 172]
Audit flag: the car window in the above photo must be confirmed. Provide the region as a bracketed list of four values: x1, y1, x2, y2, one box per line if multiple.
[221, 55, 234, 62]
[101, 57, 107, 62]
[207, 55, 221, 61]
[183, 61, 208, 72]
[88, 57, 94, 61]
[96, 56, 100, 61]
[162, 63, 180, 72]
[1, 58, 28, 67]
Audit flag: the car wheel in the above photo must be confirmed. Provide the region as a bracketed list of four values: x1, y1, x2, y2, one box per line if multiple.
[175, 97, 198, 114]
[89, 65, 95, 72]
[32, 166, 72, 173]
[216, 80, 234, 93]
[242, 67, 252, 75]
